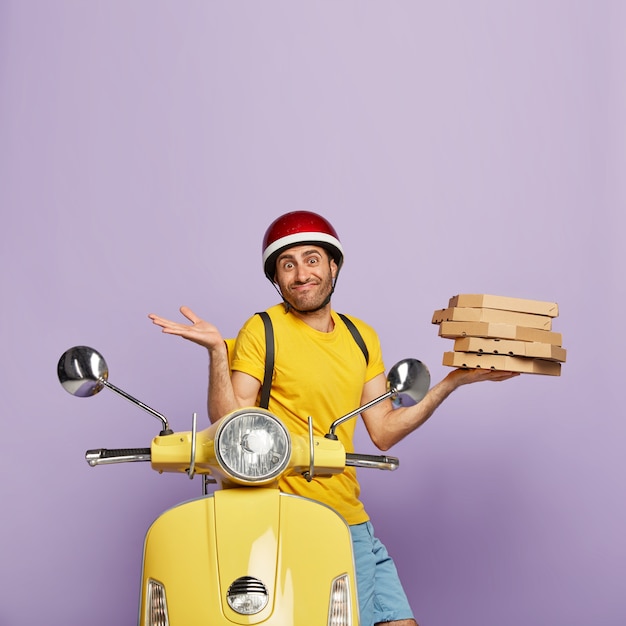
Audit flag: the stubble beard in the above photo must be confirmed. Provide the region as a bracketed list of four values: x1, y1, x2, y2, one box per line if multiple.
[282, 274, 334, 314]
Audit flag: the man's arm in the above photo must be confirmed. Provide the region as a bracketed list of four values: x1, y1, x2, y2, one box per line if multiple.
[149, 306, 260, 423]
[359, 368, 519, 451]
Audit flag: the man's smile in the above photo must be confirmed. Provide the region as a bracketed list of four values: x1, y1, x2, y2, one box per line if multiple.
[291, 280, 319, 291]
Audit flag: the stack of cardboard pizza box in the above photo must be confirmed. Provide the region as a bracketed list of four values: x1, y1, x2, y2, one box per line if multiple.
[432, 294, 566, 376]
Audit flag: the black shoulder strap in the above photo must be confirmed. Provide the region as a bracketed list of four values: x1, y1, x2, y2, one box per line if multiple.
[255, 311, 368, 409]
[338, 313, 369, 365]
[256, 311, 274, 409]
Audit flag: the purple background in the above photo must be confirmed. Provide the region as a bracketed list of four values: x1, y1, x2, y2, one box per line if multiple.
[1, 2, 623, 625]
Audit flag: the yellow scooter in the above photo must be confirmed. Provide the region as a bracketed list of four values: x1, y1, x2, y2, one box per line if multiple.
[57, 346, 430, 626]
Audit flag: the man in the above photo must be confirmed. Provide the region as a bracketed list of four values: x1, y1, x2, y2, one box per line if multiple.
[149, 211, 518, 626]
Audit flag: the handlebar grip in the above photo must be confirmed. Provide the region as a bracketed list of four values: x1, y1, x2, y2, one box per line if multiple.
[345, 453, 399, 471]
[85, 448, 151, 466]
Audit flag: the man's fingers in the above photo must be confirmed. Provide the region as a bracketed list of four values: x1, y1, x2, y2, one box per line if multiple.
[148, 313, 172, 328]
[149, 308, 202, 329]
[470, 369, 520, 382]
[148, 308, 219, 350]
[489, 371, 520, 381]
[179, 305, 200, 325]
[149, 313, 188, 335]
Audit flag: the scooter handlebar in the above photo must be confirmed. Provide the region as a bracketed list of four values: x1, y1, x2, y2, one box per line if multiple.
[345, 453, 399, 471]
[85, 448, 151, 467]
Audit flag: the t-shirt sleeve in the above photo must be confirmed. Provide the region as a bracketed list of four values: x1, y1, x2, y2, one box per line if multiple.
[230, 314, 267, 384]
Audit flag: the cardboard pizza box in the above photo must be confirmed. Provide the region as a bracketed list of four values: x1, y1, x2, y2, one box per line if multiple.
[448, 294, 559, 317]
[523, 342, 567, 361]
[438, 321, 563, 346]
[432, 307, 553, 330]
[453, 336, 567, 362]
[442, 351, 562, 376]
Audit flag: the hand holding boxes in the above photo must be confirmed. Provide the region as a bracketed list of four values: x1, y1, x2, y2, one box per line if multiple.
[432, 294, 567, 376]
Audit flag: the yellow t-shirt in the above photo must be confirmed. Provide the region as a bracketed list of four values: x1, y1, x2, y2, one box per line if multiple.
[230, 304, 385, 525]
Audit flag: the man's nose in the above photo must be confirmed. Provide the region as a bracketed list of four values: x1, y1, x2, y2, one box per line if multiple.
[295, 263, 311, 282]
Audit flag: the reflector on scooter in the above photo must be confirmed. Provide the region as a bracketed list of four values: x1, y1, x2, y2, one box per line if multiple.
[328, 574, 353, 626]
[215, 409, 291, 484]
[145, 578, 169, 626]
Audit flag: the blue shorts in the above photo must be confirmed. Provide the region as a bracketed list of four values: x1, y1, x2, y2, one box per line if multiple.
[350, 521, 415, 625]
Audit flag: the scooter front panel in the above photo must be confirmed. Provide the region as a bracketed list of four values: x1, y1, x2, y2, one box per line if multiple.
[272, 493, 359, 625]
[139, 489, 359, 625]
[140, 494, 222, 624]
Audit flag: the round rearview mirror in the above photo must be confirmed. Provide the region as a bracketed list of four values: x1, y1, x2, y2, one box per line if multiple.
[387, 358, 431, 407]
[57, 346, 108, 397]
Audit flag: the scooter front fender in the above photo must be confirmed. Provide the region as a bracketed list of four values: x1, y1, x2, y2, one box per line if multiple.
[139, 488, 359, 625]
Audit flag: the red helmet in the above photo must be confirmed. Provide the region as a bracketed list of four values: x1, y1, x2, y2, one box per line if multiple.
[262, 211, 344, 280]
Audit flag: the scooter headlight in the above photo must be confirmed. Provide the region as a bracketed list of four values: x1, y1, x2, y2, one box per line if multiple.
[215, 409, 291, 483]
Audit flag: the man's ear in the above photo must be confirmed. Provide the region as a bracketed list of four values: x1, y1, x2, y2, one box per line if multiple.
[330, 258, 338, 279]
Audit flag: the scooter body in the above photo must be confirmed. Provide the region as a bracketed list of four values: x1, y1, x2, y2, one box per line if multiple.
[140, 488, 358, 625]
[136, 412, 362, 625]
[58, 346, 430, 626]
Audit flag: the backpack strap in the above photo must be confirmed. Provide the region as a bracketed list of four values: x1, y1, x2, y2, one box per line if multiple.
[256, 311, 274, 409]
[255, 311, 369, 409]
[338, 313, 369, 365]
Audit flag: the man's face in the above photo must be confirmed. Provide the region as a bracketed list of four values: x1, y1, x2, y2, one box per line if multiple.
[274, 245, 337, 313]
